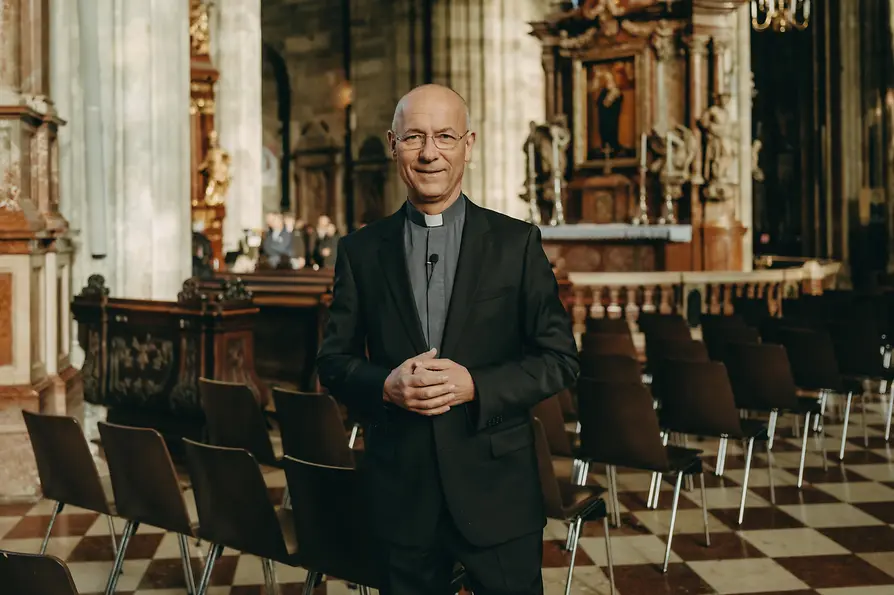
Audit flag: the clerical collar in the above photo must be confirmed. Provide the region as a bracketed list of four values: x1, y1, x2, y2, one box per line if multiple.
[405, 194, 465, 228]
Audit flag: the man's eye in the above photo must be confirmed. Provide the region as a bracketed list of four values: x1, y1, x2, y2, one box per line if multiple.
[403, 134, 423, 142]
[438, 134, 457, 141]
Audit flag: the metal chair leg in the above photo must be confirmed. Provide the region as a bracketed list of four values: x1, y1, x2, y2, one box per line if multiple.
[766, 439, 776, 506]
[699, 473, 710, 547]
[839, 391, 853, 460]
[564, 522, 574, 551]
[106, 515, 119, 556]
[40, 501, 64, 554]
[195, 543, 223, 595]
[302, 571, 321, 595]
[281, 485, 292, 510]
[348, 423, 360, 449]
[177, 534, 197, 595]
[737, 437, 755, 525]
[104, 520, 138, 595]
[768, 410, 778, 450]
[603, 515, 616, 595]
[797, 413, 812, 488]
[564, 516, 583, 595]
[885, 382, 894, 441]
[262, 558, 280, 595]
[647, 472, 658, 508]
[662, 473, 685, 573]
[861, 392, 869, 448]
[359, 587, 372, 595]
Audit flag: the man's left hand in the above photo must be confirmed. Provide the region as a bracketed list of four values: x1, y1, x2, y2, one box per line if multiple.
[413, 358, 475, 406]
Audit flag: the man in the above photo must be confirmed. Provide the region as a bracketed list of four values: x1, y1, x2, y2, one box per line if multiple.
[317, 84, 578, 595]
[283, 213, 307, 269]
[261, 211, 292, 268]
[312, 214, 339, 268]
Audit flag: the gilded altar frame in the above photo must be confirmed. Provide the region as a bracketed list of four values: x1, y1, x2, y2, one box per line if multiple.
[570, 43, 653, 172]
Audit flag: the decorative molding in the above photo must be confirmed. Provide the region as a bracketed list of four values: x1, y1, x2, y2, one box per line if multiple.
[0, 272, 11, 366]
[650, 20, 677, 61]
[79, 274, 109, 298]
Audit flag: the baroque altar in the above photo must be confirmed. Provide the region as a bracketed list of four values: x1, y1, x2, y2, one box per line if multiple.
[530, 0, 750, 273]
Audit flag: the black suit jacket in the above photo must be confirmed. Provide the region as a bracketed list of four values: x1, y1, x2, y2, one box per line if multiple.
[317, 199, 578, 548]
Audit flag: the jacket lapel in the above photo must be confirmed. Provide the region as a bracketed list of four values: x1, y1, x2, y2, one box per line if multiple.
[440, 200, 491, 359]
[378, 210, 428, 354]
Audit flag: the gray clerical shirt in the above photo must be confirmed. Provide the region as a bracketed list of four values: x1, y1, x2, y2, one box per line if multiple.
[403, 195, 466, 352]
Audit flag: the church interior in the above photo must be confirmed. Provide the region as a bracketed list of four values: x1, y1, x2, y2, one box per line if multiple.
[2, 0, 894, 593]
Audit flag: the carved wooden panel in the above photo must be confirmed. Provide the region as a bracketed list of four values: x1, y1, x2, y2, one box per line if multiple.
[0, 273, 12, 366]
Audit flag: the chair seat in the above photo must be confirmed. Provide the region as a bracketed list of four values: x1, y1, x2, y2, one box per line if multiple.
[556, 480, 607, 521]
[665, 445, 703, 474]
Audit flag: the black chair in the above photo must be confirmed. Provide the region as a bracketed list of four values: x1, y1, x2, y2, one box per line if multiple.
[722, 342, 826, 488]
[532, 417, 615, 595]
[0, 550, 79, 595]
[576, 380, 706, 573]
[652, 359, 767, 525]
[183, 440, 301, 595]
[21, 411, 119, 556]
[580, 332, 638, 360]
[702, 324, 760, 362]
[585, 317, 632, 336]
[579, 354, 643, 384]
[98, 422, 198, 594]
[273, 388, 357, 468]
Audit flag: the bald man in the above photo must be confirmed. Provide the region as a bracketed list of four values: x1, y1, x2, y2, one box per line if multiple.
[317, 84, 578, 594]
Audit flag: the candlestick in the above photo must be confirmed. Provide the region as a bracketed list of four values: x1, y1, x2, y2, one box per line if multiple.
[665, 132, 672, 176]
[640, 133, 647, 169]
[525, 141, 540, 225]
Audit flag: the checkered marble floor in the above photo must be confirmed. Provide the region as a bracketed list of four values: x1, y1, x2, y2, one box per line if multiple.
[3, 404, 894, 594]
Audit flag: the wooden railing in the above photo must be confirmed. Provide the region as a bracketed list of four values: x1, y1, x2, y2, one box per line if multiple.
[564, 259, 842, 341]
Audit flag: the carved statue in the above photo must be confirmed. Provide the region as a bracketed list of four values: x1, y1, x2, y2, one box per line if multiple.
[189, 0, 211, 56]
[699, 96, 738, 199]
[647, 124, 700, 183]
[548, 114, 571, 178]
[751, 139, 765, 182]
[199, 131, 231, 206]
[521, 115, 571, 224]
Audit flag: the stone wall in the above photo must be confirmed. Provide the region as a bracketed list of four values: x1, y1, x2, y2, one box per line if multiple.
[261, 0, 553, 224]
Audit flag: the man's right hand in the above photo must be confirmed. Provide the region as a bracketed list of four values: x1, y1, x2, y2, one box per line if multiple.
[383, 349, 456, 416]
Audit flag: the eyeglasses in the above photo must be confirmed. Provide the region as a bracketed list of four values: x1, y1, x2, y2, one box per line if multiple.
[392, 130, 469, 151]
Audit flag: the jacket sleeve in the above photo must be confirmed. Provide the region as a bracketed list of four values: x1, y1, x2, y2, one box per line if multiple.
[316, 238, 390, 423]
[468, 226, 579, 431]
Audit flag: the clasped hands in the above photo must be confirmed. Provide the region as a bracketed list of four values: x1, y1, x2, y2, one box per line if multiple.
[383, 348, 475, 416]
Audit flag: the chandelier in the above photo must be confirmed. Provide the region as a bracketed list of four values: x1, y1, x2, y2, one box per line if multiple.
[751, 0, 810, 32]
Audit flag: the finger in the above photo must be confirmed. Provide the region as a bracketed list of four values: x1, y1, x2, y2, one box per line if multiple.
[413, 359, 455, 371]
[415, 383, 456, 400]
[407, 372, 450, 387]
[407, 393, 455, 411]
[405, 348, 437, 371]
[410, 405, 452, 417]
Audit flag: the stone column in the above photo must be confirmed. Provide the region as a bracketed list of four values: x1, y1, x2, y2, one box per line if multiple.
[431, 0, 548, 219]
[736, 3, 753, 271]
[215, 0, 263, 252]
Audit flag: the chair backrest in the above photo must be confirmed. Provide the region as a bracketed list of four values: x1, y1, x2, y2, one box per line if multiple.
[575, 379, 670, 473]
[584, 317, 631, 336]
[702, 325, 760, 362]
[283, 457, 381, 588]
[827, 319, 885, 378]
[555, 387, 576, 419]
[580, 332, 638, 359]
[199, 378, 278, 466]
[699, 313, 747, 332]
[759, 316, 815, 345]
[778, 327, 843, 391]
[98, 422, 193, 535]
[722, 342, 799, 412]
[530, 395, 575, 457]
[651, 360, 744, 438]
[531, 417, 566, 520]
[731, 296, 771, 327]
[639, 313, 692, 341]
[21, 411, 111, 515]
[272, 388, 355, 468]
[0, 551, 79, 595]
[183, 439, 290, 562]
[579, 353, 642, 384]
[646, 338, 709, 368]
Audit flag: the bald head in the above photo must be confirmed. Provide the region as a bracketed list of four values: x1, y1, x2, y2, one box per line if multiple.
[391, 84, 471, 132]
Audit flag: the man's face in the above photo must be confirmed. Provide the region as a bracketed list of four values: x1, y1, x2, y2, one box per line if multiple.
[388, 87, 475, 205]
[283, 215, 295, 231]
[269, 214, 283, 231]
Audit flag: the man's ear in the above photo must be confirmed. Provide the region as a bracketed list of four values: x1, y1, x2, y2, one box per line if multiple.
[386, 130, 397, 159]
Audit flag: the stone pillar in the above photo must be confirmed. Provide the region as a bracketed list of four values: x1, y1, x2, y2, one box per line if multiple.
[1, 0, 81, 500]
[431, 0, 548, 219]
[215, 0, 263, 252]
[736, 3, 753, 271]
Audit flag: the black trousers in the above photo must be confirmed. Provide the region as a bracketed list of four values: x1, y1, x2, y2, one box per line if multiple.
[378, 509, 543, 595]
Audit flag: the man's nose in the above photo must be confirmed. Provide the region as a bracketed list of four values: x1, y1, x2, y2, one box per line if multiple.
[418, 136, 439, 161]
